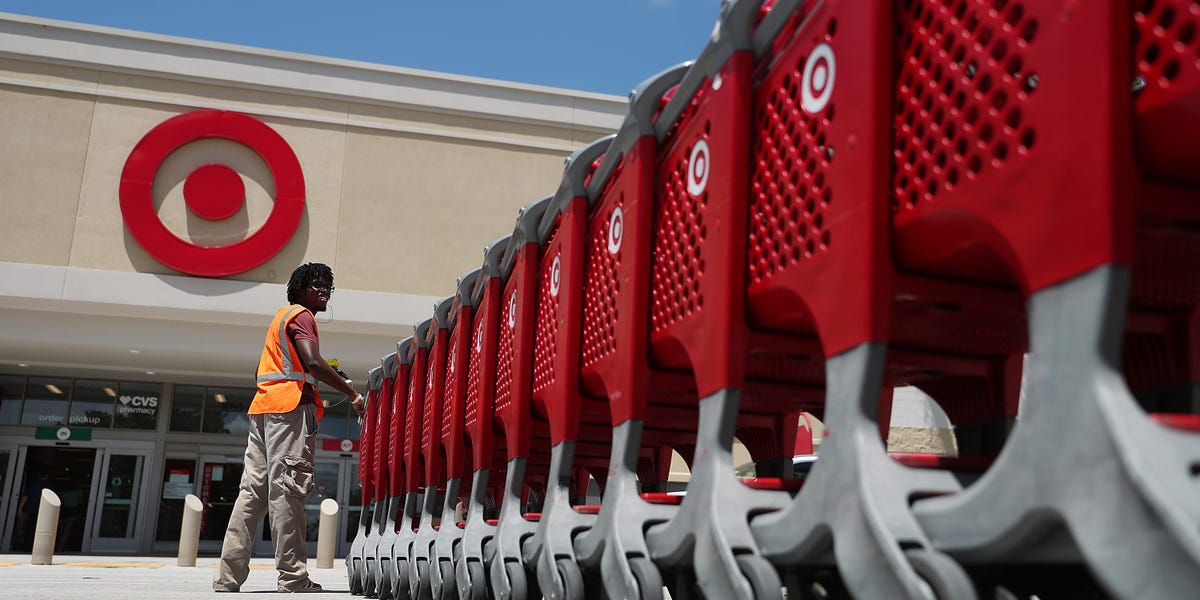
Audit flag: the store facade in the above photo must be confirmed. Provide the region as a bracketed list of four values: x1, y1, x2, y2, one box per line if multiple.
[0, 12, 623, 555]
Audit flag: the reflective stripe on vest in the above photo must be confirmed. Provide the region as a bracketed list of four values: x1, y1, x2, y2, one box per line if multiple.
[256, 305, 318, 386]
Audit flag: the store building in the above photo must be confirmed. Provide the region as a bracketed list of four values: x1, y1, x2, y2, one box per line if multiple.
[0, 12, 624, 556]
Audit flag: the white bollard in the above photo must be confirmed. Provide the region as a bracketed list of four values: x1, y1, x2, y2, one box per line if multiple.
[177, 494, 204, 567]
[30, 489, 61, 565]
[315, 498, 339, 569]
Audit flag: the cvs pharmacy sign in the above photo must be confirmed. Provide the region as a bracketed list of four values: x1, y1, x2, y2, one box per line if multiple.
[119, 395, 159, 407]
[119, 394, 159, 416]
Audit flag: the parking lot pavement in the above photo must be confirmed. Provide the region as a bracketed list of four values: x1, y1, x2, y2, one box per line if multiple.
[0, 554, 350, 599]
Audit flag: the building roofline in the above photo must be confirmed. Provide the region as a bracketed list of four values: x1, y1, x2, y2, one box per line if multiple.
[0, 11, 626, 131]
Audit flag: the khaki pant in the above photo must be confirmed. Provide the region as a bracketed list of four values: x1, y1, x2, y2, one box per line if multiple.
[214, 404, 318, 591]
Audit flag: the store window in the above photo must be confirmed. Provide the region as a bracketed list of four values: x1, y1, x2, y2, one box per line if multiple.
[202, 387, 253, 436]
[345, 462, 361, 543]
[22, 376, 71, 427]
[170, 385, 206, 432]
[167, 383, 361, 440]
[68, 379, 116, 428]
[318, 401, 358, 441]
[0, 374, 24, 424]
[170, 385, 254, 435]
[316, 380, 363, 441]
[0, 374, 163, 431]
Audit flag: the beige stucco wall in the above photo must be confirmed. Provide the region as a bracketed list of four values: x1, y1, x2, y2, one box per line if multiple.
[0, 77, 95, 266]
[0, 13, 625, 384]
[886, 426, 959, 454]
[335, 127, 565, 295]
[0, 52, 614, 296]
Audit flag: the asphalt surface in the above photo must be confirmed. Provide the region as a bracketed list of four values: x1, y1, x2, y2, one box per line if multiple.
[0, 553, 351, 599]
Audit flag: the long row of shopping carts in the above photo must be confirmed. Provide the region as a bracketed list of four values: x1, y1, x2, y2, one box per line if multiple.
[344, 0, 1200, 597]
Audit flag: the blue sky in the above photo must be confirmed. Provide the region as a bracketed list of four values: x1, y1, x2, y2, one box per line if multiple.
[0, 0, 723, 96]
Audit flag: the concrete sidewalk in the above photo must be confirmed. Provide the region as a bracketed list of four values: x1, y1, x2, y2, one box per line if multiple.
[0, 554, 350, 599]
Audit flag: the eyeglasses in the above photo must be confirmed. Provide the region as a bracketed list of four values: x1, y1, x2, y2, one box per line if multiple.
[309, 282, 334, 293]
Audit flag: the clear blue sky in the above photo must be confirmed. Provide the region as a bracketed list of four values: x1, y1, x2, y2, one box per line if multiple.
[0, 0, 723, 96]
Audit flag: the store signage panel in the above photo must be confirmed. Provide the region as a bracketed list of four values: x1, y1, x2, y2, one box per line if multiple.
[161, 466, 194, 500]
[119, 109, 306, 277]
[117, 394, 158, 416]
[321, 439, 359, 452]
[34, 426, 92, 441]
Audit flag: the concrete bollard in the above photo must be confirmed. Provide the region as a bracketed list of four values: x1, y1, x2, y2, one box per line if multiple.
[177, 494, 204, 567]
[315, 498, 339, 569]
[31, 489, 61, 565]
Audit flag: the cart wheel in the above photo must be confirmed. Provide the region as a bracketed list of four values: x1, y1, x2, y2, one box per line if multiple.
[393, 559, 410, 600]
[349, 559, 364, 595]
[735, 554, 783, 599]
[904, 548, 976, 600]
[365, 565, 378, 598]
[377, 572, 393, 600]
[629, 556, 664, 600]
[546, 557, 584, 600]
[504, 560, 529, 600]
[466, 560, 488, 600]
[437, 560, 456, 599]
[414, 560, 432, 600]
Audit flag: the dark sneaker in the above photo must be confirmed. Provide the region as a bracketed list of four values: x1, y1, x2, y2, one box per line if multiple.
[213, 584, 239, 592]
[277, 579, 323, 593]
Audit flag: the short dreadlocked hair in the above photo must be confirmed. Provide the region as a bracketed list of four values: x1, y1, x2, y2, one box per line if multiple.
[286, 263, 333, 304]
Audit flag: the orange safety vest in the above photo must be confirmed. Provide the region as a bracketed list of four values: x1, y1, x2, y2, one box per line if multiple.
[250, 305, 324, 420]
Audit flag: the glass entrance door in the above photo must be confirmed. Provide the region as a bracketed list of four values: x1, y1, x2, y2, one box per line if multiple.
[0, 443, 152, 554]
[341, 460, 361, 557]
[6, 446, 98, 553]
[88, 450, 150, 553]
[196, 454, 247, 555]
[0, 445, 15, 546]
[305, 458, 346, 556]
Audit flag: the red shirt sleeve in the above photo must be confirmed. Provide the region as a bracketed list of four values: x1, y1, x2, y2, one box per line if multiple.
[286, 309, 318, 344]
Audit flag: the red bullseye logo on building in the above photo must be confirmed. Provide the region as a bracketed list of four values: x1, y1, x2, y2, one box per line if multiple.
[119, 110, 305, 277]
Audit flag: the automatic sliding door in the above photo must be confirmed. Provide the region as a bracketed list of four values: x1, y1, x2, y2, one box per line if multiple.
[197, 456, 248, 552]
[0, 445, 15, 548]
[89, 450, 150, 553]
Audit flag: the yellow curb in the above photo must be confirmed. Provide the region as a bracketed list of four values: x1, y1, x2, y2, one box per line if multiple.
[63, 562, 165, 568]
[0, 562, 19, 566]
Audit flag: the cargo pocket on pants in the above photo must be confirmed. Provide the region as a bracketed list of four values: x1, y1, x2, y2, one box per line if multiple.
[277, 455, 314, 498]
[303, 403, 319, 438]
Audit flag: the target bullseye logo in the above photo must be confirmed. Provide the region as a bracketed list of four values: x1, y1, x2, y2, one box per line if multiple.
[687, 140, 710, 198]
[119, 110, 305, 277]
[801, 43, 836, 114]
[184, 163, 246, 220]
[608, 207, 624, 255]
[508, 291, 518, 328]
[550, 255, 561, 297]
